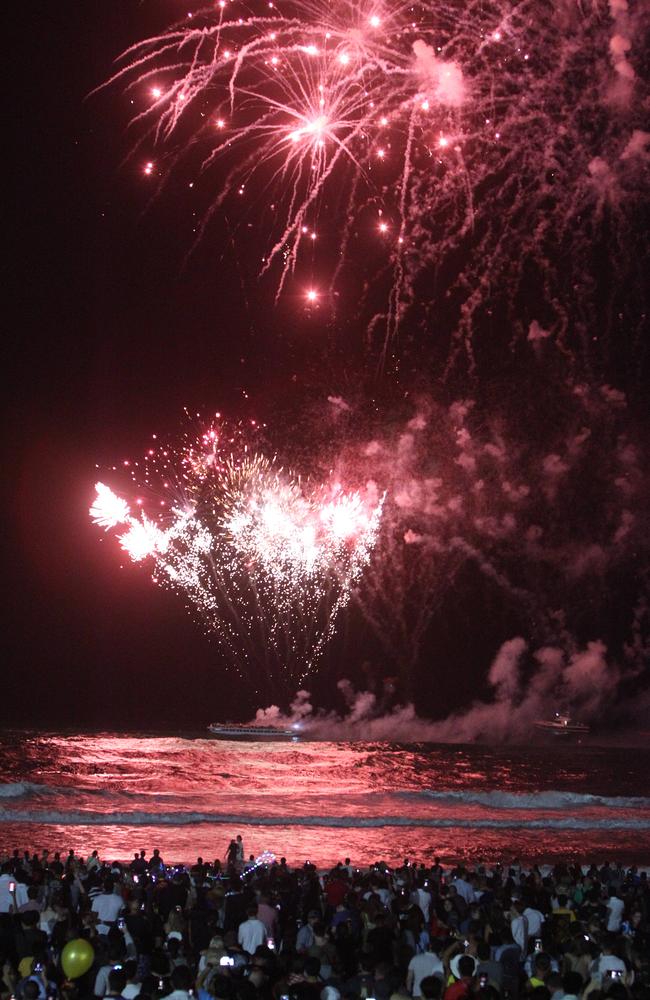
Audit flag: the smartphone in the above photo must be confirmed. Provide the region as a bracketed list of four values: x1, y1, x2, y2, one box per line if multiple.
[158, 979, 164, 990]
[113, 966, 123, 972]
[9, 881, 16, 892]
[534, 938, 542, 952]
[34, 964, 43, 974]
[118, 918, 126, 930]
[479, 976, 488, 989]
[220, 957, 235, 967]
[133, 875, 139, 884]
[267, 938, 275, 950]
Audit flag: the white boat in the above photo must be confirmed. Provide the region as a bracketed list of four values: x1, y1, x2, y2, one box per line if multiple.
[533, 713, 589, 736]
[207, 722, 301, 741]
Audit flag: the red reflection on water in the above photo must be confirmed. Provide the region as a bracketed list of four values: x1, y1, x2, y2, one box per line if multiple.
[1, 734, 649, 866]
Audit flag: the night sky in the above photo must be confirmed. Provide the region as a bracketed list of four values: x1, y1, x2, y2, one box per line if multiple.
[5, 2, 649, 731]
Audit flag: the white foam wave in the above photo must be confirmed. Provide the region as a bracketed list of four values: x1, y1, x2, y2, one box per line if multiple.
[399, 790, 650, 809]
[0, 782, 180, 802]
[0, 809, 648, 830]
[3, 784, 649, 814]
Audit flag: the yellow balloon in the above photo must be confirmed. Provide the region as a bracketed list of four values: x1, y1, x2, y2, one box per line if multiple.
[61, 938, 95, 979]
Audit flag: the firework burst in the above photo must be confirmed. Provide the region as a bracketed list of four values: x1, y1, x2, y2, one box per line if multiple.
[102, 0, 647, 369]
[102, 0, 471, 325]
[90, 418, 383, 695]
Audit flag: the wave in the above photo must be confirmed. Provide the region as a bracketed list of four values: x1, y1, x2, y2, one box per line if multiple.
[0, 808, 649, 829]
[0, 782, 57, 798]
[0, 782, 183, 802]
[3, 783, 649, 813]
[398, 790, 650, 810]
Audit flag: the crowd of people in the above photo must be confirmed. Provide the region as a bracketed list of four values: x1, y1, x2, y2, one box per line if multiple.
[0, 845, 648, 1000]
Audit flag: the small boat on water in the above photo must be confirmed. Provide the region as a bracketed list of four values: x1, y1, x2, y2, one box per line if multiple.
[533, 713, 590, 737]
[207, 722, 301, 741]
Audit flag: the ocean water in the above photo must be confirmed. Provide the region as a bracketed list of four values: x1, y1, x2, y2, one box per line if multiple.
[1, 731, 649, 867]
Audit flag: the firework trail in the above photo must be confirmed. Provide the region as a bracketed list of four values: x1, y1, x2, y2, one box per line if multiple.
[103, 0, 647, 368]
[90, 418, 383, 696]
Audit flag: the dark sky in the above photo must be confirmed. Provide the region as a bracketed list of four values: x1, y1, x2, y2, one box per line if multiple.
[6, 3, 264, 728]
[5, 3, 648, 730]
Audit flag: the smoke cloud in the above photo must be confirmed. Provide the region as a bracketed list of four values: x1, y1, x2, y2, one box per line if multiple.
[412, 40, 465, 107]
[250, 634, 636, 742]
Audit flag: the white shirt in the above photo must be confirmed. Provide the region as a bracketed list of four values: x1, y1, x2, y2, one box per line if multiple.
[523, 907, 544, 938]
[92, 891, 124, 933]
[606, 897, 624, 932]
[411, 888, 431, 923]
[123, 985, 141, 999]
[0, 874, 29, 913]
[94, 964, 113, 997]
[39, 907, 57, 936]
[511, 914, 529, 954]
[597, 955, 626, 980]
[453, 878, 476, 905]
[237, 917, 267, 955]
[408, 952, 444, 996]
[296, 924, 315, 952]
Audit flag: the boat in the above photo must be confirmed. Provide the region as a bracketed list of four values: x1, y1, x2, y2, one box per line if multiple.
[207, 722, 302, 741]
[533, 713, 590, 737]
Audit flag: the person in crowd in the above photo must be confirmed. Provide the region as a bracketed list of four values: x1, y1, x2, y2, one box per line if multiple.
[444, 955, 475, 1000]
[0, 862, 29, 912]
[523, 901, 545, 940]
[92, 878, 124, 935]
[237, 905, 267, 955]
[296, 911, 321, 954]
[94, 943, 127, 997]
[121, 960, 141, 999]
[475, 940, 503, 992]
[510, 899, 529, 956]
[606, 888, 625, 933]
[594, 933, 627, 981]
[561, 971, 584, 1000]
[104, 968, 128, 1000]
[255, 894, 278, 944]
[420, 976, 443, 1000]
[406, 941, 444, 997]
[148, 851, 164, 873]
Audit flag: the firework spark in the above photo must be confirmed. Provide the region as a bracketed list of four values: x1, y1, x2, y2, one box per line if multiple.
[101, 1, 470, 323]
[90, 481, 131, 529]
[103, 0, 647, 367]
[90, 420, 383, 695]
